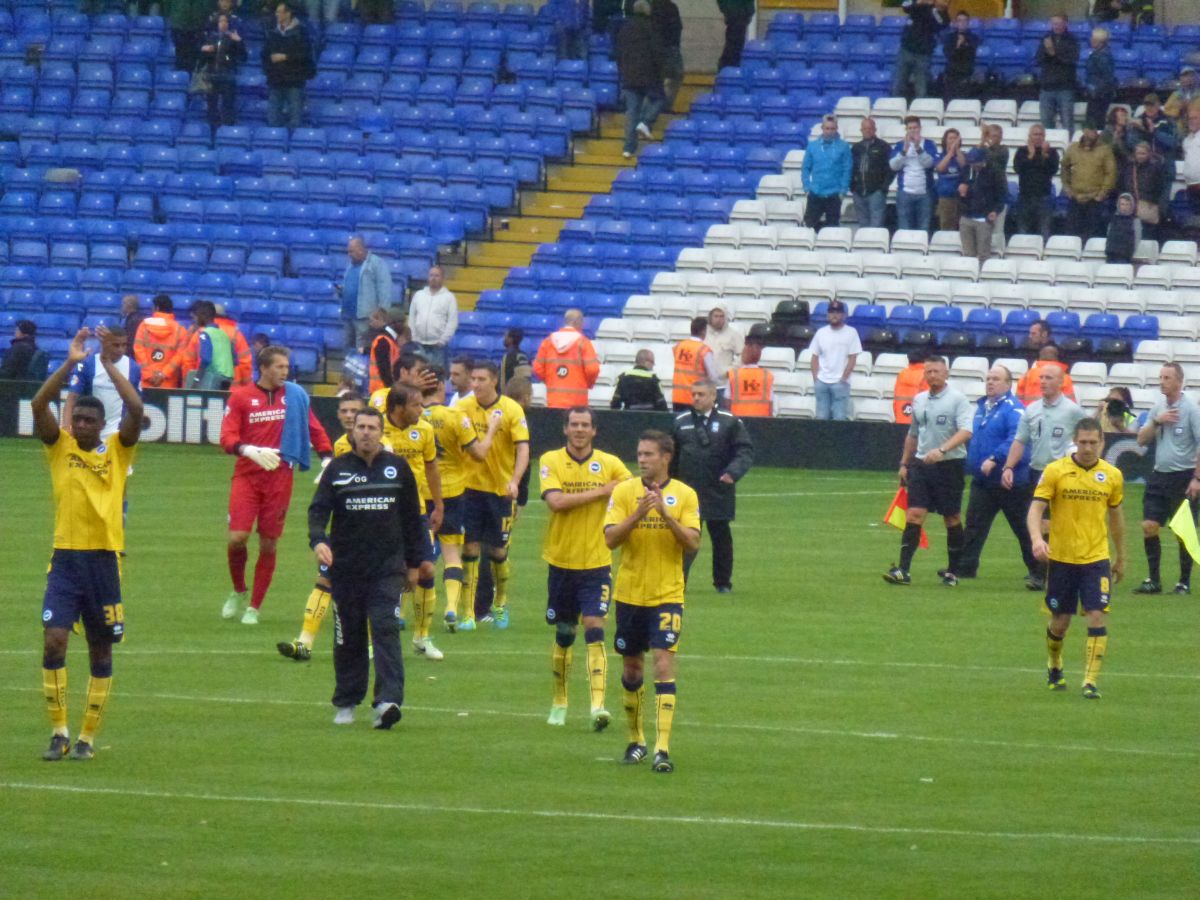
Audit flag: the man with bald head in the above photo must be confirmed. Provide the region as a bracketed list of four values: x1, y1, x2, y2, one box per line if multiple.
[959, 365, 1040, 583]
[339, 235, 394, 352]
[850, 117, 894, 228]
[1002, 362, 1087, 589]
[533, 308, 600, 409]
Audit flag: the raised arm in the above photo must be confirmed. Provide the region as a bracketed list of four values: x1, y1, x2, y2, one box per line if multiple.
[100, 351, 145, 448]
[31, 328, 91, 445]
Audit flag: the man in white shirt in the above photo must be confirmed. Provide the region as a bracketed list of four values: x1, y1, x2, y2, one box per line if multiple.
[408, 265, 459, 370]
[704, 305, 744, 402]
[1182, 104, 1200, 218]
[809, 300, 862, 421]
[64, 325, 142, 439]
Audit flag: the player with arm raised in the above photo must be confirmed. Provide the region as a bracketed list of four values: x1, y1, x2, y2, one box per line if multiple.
[220, 345, 332, 625]
[33, 328, 143, 761]
[540, 407, 632, 730]
[604, 430, 700, 773]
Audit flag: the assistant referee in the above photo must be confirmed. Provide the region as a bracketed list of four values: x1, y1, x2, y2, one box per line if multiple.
[308, 406, 433, 729]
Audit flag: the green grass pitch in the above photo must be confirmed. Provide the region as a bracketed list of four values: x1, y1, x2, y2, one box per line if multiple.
[0, 436, 1196, 897]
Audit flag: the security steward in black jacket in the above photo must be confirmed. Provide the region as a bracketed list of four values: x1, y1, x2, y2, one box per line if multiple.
[308, 407, 433, 729]
[670, 379, 755, 593]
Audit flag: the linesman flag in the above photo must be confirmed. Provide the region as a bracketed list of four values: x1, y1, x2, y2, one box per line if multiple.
[883, 487, 929, 549]
[1168, 500, 1200, 563]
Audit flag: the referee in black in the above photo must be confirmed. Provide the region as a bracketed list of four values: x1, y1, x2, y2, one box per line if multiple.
[308, 406, 433, 729]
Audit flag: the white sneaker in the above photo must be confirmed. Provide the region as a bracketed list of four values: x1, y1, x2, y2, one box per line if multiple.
[622, 151, 633, 159]
[221, 590, 246, 619]
[373, 701, 401, 730]
[240, 606, 259, 625]
[333, 707, 354, 725]
[636, 122, 653, 140]
[414, 638, 444, 661]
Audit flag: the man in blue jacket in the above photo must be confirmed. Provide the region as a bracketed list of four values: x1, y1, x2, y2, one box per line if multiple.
[889, 116, 939, 232]
[339, 235, 395, 353]
[959, 365, 1041, 587]
[801, 115, 851, 230]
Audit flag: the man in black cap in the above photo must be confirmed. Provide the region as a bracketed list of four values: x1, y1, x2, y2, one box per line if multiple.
[808, 299, 861, 421]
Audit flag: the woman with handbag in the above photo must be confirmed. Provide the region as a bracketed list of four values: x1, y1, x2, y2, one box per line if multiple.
[200, 13, 247, 135]
[1120, 141, 1167, 241]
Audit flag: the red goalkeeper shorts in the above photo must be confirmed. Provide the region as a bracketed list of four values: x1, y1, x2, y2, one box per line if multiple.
[228, 468, 294, 538]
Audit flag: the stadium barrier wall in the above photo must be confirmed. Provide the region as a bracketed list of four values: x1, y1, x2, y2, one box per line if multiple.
[0, 381, 1155, 479]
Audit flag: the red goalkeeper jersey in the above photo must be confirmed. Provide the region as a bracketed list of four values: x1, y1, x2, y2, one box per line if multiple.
[220, 383, 332, 478]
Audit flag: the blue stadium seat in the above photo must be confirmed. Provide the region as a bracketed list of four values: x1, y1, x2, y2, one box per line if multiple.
[964, 307, 1002, 337]
[1121, 314, 1158, 344]
[50, 242, 88, 269]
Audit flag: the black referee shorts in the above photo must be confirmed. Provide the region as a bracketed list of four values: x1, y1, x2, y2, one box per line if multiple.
[907, 458, 965, 517]
[1143, 470, 1197, 526]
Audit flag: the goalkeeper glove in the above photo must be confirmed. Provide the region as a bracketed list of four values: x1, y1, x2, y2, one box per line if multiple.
[241, 445, 281, 471]
[314, 455, 331, 483]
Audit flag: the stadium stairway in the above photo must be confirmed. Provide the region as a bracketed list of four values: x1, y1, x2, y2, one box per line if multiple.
[440, 77, 710, 307]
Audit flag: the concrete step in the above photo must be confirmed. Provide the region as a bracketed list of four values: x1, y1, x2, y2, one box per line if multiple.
[444, 264, 510, 294]
[546, 164, 624, 194]
[490, 215, 566, 243]
[574, 136, 638, 167]
[520, 189, 592, 218]
[466, 242, 536, 268]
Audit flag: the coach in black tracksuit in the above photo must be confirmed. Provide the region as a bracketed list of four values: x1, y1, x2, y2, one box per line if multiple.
[671, 379, 754, 593]
[308, 407, 431, 728]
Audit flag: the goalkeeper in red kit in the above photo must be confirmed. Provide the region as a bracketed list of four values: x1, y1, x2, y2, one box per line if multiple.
[220, 345, 333, 624]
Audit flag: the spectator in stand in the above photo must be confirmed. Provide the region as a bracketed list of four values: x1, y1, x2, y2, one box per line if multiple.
[1016, 345, 1076, 406]
[616, 1, 665, 160]
[716, 0, 754, 71]
[306, 0, 340, 29]
[263, 2, 315, 130]
[850, 118, 894, 228]
[651, 0, 683, 113]
[611, 348, 668, 411]
[167, 0, 210, 76]
[891, 0, 949, 101]
[408, 264, 458, 370]
[1036, 14, 1080, 136]
[705, 305, 744, 404]
[1013, 124, 1060, 240]
[358, 0, 394, 25]
[934, 128, 966, 231]
[133, 294, 189, 389]
[1131, 93, 1178, 163]
[1101, 105, 1135, 168]
[180, 300, 237, 390]
[1061, 127, 1116, 239]
[1184, 103, 1200, 217]
[533, 309, 601, 409]
[892, 350, 928, 425]
[500, 328, 531, 391]
[726, 338, 774, 418]
[122, 295, 146, 342]
[1027, 319, 1052, 353]
[1094, 386, 1138, 434]
[1120, 142, 1167, 240]
[801, 115, 852, 231]
[941, 11, 978, 101]
[200, 12, 246, 135]
[982, 123, 1009, 176]
[1105, 192, 1140, 264]
[366, 307, 404, 395]
[1090, 0, 1123, 22]
[889, 116, 939, 232]
[671, 317, 719, 413]
[0, 319, 41, 380]
[339, 235, 393, 353]
[809, 299, 862, 422]
[1164, 67, 1200, 134]
[958, 147, 1007, 264]
[1083, 28, 1116, 131]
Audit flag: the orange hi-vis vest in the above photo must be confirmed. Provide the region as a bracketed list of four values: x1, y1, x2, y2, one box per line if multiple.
[532, 327, 600, 408]
[672, 338, 711, 405]
[214, 316, 252, 385]
[368, 330, 400, 394]
[133, 313, 188, 388]
[726, 366, 774, 416]
[892, 363, 928, 424]
[1016, 360, 1075, 406]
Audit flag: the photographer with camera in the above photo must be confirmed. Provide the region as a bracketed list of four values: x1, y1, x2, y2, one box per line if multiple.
[1095, 387, 1137, 435]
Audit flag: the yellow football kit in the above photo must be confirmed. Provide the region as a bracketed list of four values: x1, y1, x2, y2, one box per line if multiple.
[605, 478, 700, 606]
[540, 448, 631, 569]
[1034, 455, 1124, 564]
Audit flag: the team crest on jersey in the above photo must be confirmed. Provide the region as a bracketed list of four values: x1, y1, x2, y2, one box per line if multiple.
[589, 461, 602, 473]
[384, 466, 398, 479]
[409, 430, 420, 441]
[540, 465, 550, 478]
[1095, 471, 1107, 482]
[665, 495, 678, 506]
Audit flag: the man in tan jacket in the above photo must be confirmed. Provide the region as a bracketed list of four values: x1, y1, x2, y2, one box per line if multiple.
[1061, 127, 1116, 240]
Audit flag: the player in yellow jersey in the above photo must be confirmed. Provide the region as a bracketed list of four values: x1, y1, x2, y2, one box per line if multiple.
[368, 351, 435, 413]
[604, 430, 700, 774]
[540, 407, 632, 730]
[277, 392, 394, 661]
[384, 383, 445, 659]
[456, 361, 530, 630]
[32, 328, 144, 761]
[421, 367, 501, 633]
[1028, 418, 1126, 700]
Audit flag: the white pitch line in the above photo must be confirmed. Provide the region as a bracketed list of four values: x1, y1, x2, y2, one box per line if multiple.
[1, 646, 1195, 682]
[1, 782, 1196, 846]
[0, 685, 1192, 760]
[738, 490, 887, 498]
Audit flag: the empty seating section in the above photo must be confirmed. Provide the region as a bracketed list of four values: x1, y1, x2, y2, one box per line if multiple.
[0, 1, 615, 372]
